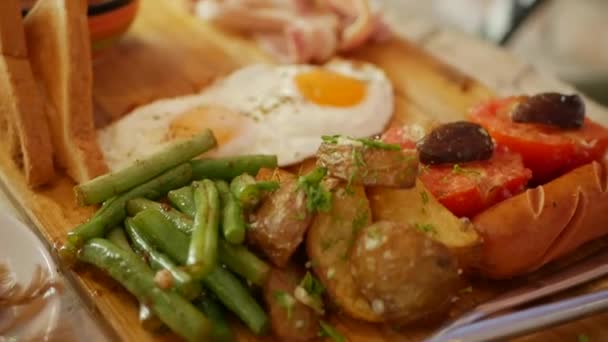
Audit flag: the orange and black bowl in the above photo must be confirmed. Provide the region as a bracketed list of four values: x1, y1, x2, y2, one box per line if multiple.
[22, 0, 139, 52]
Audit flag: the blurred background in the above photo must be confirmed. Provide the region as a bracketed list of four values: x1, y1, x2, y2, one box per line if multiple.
[384, 0, 608, 105]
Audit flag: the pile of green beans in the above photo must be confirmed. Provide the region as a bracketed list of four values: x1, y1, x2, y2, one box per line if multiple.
[67, 150, 279, 341]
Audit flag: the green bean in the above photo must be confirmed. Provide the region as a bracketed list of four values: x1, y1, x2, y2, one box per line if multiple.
[77, 238, 212, 341]
[215, 180, 246, 244]
[106, 227, 133, 253]
[218, 240, 270, 287]
[131, 211, 269, 334]
[125, 218, 201, 300]
[75, 130, 216, 206]
[106, 227, 162, 331]
[168, 186, 196, 218]
[188, 180, 220, 279]
[203, 268, 269, 335]
[126, 198, 192, 234]
[64, 163, 193, 253]
[132, 208, 269, 286]
[197, 296, 233, 342]
[190, 155, 277, 181]
[230, 174, 279, 209]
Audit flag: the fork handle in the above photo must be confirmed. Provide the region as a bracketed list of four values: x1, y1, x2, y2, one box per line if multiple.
[426, 289, 608, 342]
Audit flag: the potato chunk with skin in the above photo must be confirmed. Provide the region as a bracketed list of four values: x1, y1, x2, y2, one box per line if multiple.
[316, 140, 418, 188]
[350, 221, 463, 324]
[250, 169, 312, 267]
[368, 180, 482, 270]
[306, 184, 382, 322]
[263, 266, 319, 341]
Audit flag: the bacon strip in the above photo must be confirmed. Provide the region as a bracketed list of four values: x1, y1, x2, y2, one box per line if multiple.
[193, 0, 391, 63]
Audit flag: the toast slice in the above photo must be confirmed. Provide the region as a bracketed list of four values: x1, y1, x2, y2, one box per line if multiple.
[0, 0, 55, 187]
[24, 0, 108, 183]
[0, 0, 28, 58]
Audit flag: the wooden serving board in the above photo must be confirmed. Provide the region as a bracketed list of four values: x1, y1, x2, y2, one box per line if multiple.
[2, 0, 608, 341]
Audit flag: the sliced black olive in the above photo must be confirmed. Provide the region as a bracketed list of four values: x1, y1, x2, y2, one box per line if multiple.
[417, 121, 494, 165]
[512, 93, 585, 129]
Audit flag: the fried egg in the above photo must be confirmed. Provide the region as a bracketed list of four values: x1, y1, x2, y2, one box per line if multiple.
[98, 59, 394, 170]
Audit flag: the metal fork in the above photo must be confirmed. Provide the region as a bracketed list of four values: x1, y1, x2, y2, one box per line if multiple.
[426, 248, 608, 341]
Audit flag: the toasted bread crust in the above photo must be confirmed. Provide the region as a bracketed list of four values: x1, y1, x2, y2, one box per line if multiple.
[0, 0, 55, 187]
[473, 160, 608, 279]
[24, 0, 108, 183]
[0, 0, 28, 58]
[0, 56, 55, 187]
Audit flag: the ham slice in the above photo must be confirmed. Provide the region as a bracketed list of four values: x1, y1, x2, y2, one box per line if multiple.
[194, 0, 391, 63]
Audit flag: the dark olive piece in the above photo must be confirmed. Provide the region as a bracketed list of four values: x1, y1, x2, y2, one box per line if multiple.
[417, 121, 494, 165]
[512, 93, 585, 129]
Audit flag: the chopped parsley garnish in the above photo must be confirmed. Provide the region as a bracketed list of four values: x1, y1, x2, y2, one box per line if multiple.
[357, 137, 400, 151]
[319, 320, 346, 342]
[452, 164, 481, 177]
[273, 291, 296, 320]
[295, 272, 325, 314]
[351, 147, 366, 168]
[351, 210, 369, 236]
[578, 334, 590, 342]
[414, 223, 436, 234]
[459, 286, 473, 294]
[420, 191, 429, 205]
[298, 167, 332, 213]
[321, 135, 341, 144]
[342, 209, 369, 259]
[321, 134, 400, 150]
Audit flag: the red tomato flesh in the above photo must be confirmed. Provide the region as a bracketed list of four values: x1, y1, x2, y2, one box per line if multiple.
[419, 147, 532, 218]
[469, 97, 608, 183]
[382, 126, 532, 218]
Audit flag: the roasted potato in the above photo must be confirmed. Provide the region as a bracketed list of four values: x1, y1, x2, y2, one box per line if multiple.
[263, 266, 319, 341]
[350, 221, 463, 324]
[250, 169, 312, 267]
[368, 180, 482, 269]
[306, 184, 382, 322]
[316, 140, 418, 188]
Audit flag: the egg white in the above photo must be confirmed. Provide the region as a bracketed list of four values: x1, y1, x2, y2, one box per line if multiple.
[98, 59, 394, 170]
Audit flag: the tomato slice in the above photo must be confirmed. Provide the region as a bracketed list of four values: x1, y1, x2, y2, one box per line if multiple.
[382, 125, 533, 218]
[418, 147, 532, 218]
[469, 97, 608, 183]
[381, 126, 421, 149]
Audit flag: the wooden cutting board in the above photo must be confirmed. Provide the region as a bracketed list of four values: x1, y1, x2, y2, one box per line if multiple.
[1, 0, 608, 341]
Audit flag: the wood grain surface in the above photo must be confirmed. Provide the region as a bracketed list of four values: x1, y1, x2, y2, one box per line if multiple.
[1, 0, 607, 341]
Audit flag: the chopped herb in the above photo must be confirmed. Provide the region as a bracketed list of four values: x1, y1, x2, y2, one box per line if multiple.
[420, 191, 429, 205]
[351, 210, 369, 236]
[298, 167, 332, 213]
[321, 134, 399, 151]
[301, 272, 325, 297]
[343, 210, 369, 258]
[345, 173, 356, 195]
[459, 286, 473, 294]
[295, 272, 325, 314]
[366, 227, 382, 240]
[321, 237, 336, 252]
[321, 135, 341, 144]
[273, 291, 296, 320]
[452, 164, 481, 177]
[414, 223, 436, 234]
[578, 334, 589, 342]
[356, 137, 400, 151]
[351, 147, 366, 169]
[295, 211, 307, 221]
[319, 321, 346, 342]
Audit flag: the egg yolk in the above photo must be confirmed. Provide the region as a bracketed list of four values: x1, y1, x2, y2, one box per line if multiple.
[168, 105, 242, 145]
[295, 69, 367, 107]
